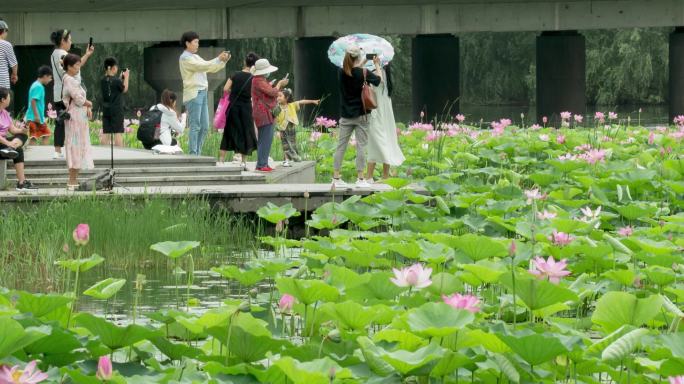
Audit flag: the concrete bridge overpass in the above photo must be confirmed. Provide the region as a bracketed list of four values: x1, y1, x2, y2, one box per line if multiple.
[3, 0, 684, 121]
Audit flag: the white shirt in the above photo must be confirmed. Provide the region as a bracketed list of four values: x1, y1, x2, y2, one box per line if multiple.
[0, 39, 17, 89]
[152, 104, 184, 146]
[51, 48, 82, 102]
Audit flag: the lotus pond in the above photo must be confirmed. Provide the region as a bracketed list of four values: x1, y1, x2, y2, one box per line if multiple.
[1, 114, 684, 383]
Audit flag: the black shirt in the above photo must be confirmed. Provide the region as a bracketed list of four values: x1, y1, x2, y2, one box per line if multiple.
[339, 67, 381, 118]
[101, 75, 124, 116]
[229, 71, 253, 104]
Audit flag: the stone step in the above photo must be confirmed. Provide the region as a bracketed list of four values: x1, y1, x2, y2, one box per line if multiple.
[22, 157, 218, 170]
[8, 165, 243, 179]
[8, 174, 267, 188]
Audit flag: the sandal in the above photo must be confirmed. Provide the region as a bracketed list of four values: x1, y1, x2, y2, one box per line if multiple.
[66, 184, 79, 191]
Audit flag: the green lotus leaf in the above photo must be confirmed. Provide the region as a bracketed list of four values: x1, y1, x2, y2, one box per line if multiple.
[0, 317, 50, 358]
[407, 302, 475, 337]
[55, 254, 105, 272]
[13, 291, 72, 317]
[74, 312, 162, 350]
[500, 273, 578, 311]
[150, 241, 200, 259]
[591, 291, 663, 333]
[452, 234, 508, 261]
[211, 265, 265, 286]
[276, 277, 339, 305]
[83, 278, 126, 300]
[256, 202, 300, 224]
[497, 332, 568, 366]
[321, 301, 377, 331]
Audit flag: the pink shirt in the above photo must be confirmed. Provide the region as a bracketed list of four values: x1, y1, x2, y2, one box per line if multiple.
[251, 76, 279, 128]
[0, 109, 11, 138]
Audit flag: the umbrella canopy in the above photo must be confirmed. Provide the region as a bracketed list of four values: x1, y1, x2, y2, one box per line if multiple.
[327, 33, 395, 70]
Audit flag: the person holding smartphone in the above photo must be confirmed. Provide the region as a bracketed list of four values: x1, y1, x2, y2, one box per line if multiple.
[179, 31, 230, 156]
[50, 29, 95, 159]
[100, 57, 129, 147]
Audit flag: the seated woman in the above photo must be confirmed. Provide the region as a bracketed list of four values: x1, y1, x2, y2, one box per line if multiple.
[0, 87, 37, 191]
[149, 89, 184, 147]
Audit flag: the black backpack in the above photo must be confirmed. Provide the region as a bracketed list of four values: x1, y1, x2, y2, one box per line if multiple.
[137, 106, 163, 149]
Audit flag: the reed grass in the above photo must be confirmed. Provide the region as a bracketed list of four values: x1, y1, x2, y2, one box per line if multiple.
[0, 196, 259, 290]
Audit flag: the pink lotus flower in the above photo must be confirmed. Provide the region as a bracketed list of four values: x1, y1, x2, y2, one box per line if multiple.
[669, 376, 684, 384]
[530, 124, 541, 130]
[0, 360, 48, 383]
[582, 148, 606, 165]
[674, 115, 684, 127]
[420, 111, 425, 119]
[556, 134, 566, 144]
[558, 153, 577, 161]
[529, 256, 571, 284]
[455, 114, 465, 123]
[314, 117, 337, 129]
[409, 122, 434, 131]
[309, 131, 322, 142]
[47, 104, 57, 119]
[508, 241, 516, 256]
[537, 210, 557, 220]
[279, 294, 295, 313]
[542, 116, 548, 124]
[539, 134, 550, 142]
[595, 111, 605, 124]
[560, 111, 571, 120]
[608, 112, 618, 120]
[575, 143, 591, 152]
[124, 126, 132, 134]
[390, 264, 432, 289]
[72, 224, 90, 246]
[524, 188, 545, 204]
[442, 293, 481, 313]
[136, 110, 142, 118]
[96, 356, 112, 381]
[574, 114, 583, 124]
[648, 131, 655, 145]
[618, 226, 634, 237]
[548, 230, 573, 246]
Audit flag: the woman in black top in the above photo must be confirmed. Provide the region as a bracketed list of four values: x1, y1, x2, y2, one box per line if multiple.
[332, 46, 381, 188]
[219, 52, 259, 169]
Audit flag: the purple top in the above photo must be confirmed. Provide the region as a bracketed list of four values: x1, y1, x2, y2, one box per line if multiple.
[0, 109, 11, 138]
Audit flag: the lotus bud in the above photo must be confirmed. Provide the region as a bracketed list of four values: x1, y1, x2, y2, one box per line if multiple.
[328, 367, 336, 382]
[327, 329, 341, 343]
[249, 288, 259, 297]
[62, 243, 70, 253]
[96, 355, 113, 380]
[303, 191, 310, 199]
[275, 220, 284, 233]
[72, 223, 90, 246]
[508, 241, 516, 256]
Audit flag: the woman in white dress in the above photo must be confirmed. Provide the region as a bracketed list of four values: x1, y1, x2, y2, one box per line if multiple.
[366, 63, 405, 181]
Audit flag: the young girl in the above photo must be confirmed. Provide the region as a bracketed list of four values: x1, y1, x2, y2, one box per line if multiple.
[274, 89, 319, 167]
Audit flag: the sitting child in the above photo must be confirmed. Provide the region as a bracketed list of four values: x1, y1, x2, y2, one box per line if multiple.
[274, 89, 319, 167]
[0, 87, 37, 190]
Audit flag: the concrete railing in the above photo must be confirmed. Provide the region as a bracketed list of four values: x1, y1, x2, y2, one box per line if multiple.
[0, 160, 7, 190]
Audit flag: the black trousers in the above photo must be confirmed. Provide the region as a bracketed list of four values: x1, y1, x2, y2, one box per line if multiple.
[0, 133, 28, 164]
[53, 101, 66, 147]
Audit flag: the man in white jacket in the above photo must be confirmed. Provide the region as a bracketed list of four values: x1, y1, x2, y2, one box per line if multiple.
[179, 31, 230, 155]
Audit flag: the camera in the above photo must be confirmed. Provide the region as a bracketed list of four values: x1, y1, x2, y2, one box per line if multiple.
[56, 110, 71, 123]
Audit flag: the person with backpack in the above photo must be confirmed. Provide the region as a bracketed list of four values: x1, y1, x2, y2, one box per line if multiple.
[100, 57, 129, 147]
[137, 90, 184, 150]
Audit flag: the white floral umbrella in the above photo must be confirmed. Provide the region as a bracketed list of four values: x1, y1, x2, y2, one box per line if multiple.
[327, 34, 395, 70]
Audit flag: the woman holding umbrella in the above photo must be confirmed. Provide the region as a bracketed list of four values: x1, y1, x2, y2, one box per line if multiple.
[332, 45, 381, 188]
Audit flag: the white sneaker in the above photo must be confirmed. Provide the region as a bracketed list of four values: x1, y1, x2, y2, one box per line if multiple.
[282, 160, 292, 167]
[356, 179, 371, 188]
[331, 178, 348, 188]
[53, 152, 64, 159]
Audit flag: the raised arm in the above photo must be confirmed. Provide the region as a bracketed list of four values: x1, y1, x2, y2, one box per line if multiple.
[181, 54, 227, 74]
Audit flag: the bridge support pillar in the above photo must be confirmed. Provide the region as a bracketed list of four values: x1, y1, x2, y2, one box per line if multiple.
[294, 36, 340, 121]
[536, 31, 586, 124]
[144, 44, 225, 118]
[669, 27, 684, 121]
[412, 34, 460, 121]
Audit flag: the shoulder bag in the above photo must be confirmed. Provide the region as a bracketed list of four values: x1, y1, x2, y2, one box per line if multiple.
[361, 68, 377, 112]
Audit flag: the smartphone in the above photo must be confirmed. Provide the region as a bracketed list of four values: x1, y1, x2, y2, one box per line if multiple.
[88, 37, 93, 48]
[366, 53, 377, 60]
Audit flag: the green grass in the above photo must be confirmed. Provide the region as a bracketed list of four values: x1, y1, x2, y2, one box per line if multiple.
[0, 196, 259, 290]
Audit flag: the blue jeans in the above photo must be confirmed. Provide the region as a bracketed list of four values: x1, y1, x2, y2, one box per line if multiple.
[256, 124, 274, 168]
[185, 89, 209, 155]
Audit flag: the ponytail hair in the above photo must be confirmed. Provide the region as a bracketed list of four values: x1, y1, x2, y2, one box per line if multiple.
[161, 89, 177, 109]
[50, 29, 70, 47]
